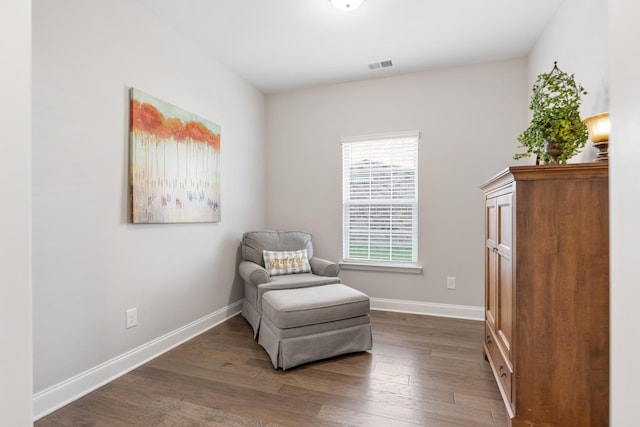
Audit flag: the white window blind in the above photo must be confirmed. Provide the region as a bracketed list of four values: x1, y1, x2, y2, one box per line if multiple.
[342, 132, 419, 265]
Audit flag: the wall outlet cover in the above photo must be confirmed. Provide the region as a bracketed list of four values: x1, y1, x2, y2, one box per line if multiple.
[447, 277, 456, 290]
[126, 308, 138, 329]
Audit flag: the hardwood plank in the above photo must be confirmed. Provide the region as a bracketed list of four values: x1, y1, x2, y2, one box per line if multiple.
[316, 404, 420, 426]
[149, 397, 285, 427]
[35, 402, 145, 427]
[36, 311, 511, 426]
[278, 380, 496, 426]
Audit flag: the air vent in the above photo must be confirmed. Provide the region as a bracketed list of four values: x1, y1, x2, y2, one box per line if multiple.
[368, 59, 393, 70]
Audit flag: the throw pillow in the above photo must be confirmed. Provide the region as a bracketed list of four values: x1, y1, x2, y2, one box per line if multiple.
[263, 249, 311, 276]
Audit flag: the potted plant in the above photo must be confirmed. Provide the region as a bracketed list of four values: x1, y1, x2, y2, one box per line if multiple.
[514, 62, 589, 164]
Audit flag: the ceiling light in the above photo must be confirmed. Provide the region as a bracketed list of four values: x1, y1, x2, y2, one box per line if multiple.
[331, 0, 364, 11]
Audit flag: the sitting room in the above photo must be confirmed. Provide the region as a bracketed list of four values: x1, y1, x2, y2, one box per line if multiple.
[2, 0, 638, 426]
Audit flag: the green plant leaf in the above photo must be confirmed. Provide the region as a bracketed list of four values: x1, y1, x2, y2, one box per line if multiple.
[515, 63, 588, 164]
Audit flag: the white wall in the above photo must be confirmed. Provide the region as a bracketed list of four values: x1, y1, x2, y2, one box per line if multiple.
[266, 59, 528, 311]
[609, 0, 640, 424]
[528, 0, 609, 163]
[0, 0, 33, 424]
[32, 0, 265, 412]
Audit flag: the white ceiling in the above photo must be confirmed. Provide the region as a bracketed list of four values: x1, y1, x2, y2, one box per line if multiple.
[137, 0, 564, 94]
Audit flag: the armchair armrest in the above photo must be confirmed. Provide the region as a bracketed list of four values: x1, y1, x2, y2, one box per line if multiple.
[310, 257, 340, 277]
[239, 261, 270, 286]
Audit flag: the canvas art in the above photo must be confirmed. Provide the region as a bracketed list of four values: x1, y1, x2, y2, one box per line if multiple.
[129, 88, 221, 223]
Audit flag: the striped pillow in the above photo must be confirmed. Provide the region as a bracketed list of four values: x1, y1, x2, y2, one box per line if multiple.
[263, 249, 311, 276]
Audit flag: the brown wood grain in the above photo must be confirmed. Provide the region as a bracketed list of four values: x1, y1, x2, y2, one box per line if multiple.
[483, 163, 609, 427]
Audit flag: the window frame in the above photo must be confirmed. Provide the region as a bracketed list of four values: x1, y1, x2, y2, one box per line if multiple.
[340, 131, 422, 273]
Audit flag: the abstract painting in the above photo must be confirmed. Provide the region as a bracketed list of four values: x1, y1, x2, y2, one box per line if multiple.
[129, 88, 221, 223]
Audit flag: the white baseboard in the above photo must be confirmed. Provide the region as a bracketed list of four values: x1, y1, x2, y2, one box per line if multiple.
[33, 300, 243, 421]
[370, 297, 484, 321]
[33, 297, 482, 420]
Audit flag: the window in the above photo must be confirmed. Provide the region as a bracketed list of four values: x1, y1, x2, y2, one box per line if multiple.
[342, 131, 419, 268]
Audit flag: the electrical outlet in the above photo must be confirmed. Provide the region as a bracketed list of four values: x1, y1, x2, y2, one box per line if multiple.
[447, 276, 456, 290]
[126, 308, 137, 329]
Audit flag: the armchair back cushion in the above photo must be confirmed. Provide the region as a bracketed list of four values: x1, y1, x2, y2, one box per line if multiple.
[242, 231, 314, 267]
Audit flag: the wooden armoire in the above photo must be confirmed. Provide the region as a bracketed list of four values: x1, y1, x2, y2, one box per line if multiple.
[481, 163, 609, 427]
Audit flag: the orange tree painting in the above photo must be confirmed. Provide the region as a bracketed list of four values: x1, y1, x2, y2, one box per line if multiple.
[129, 88, 221, 223]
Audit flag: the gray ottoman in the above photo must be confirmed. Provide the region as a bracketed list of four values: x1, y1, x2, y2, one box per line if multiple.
[258, 283, 372, 370]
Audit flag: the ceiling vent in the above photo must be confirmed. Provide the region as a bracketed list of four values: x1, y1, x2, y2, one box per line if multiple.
[368, 60, 393, 70]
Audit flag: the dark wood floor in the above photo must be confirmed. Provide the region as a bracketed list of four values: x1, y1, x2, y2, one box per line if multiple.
[36, 311, 509, 426]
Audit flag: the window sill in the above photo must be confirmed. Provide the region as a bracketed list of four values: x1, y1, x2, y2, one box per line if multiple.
[339, 261, 423, 274]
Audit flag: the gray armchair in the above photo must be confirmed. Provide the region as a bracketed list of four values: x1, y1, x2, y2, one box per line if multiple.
[239, 230, 341, 336]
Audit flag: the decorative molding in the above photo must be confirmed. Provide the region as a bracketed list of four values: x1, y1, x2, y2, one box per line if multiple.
[33, 300, 243, 421]
[370, 297, 484, 321]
